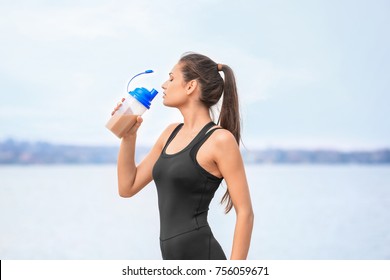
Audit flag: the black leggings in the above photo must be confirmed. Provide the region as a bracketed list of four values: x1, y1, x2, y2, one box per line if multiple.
[159, 226, 227, 260]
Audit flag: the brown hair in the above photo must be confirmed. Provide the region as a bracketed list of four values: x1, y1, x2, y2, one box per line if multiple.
[178, 52, 241, 213]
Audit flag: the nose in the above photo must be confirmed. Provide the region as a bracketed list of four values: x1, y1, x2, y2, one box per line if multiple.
[161, 80, 167, 90]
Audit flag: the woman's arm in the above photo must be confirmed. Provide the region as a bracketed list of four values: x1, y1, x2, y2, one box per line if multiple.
[214, 130, 254, 260]
[117, 117, 177, 197]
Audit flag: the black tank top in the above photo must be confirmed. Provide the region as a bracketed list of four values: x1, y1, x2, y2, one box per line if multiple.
[152, 122, 223, 240]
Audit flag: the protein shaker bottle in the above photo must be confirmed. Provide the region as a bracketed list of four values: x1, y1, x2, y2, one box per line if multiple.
[106, 70, 158, 138]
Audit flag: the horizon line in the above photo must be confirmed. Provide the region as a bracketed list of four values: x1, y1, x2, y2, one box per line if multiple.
[1, 137, 389, 152]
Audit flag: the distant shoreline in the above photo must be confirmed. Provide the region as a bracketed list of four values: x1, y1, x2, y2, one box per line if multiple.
[1, 138, 389, 165]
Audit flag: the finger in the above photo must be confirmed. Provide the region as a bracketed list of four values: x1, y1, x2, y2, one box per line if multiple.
[136, 116, 143, 124]
[111, 100, 123, 115]
[125, 116, 142, 134]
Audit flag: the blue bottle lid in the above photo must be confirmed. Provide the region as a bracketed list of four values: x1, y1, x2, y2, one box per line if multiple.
[126, 69, 158, 109]
[129, 87, 158, 109]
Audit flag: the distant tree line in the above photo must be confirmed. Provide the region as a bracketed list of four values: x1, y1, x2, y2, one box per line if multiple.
[241, 148, 390, 164]
[1, 138, 389, 165]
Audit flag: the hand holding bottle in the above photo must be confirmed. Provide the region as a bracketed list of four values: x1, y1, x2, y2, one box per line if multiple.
[109, 98, 143, 138]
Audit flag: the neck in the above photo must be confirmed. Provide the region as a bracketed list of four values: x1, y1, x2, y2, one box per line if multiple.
[179, 103, 212, 131]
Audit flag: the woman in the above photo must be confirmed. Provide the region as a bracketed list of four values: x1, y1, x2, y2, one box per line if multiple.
[115, 52, 254, 260]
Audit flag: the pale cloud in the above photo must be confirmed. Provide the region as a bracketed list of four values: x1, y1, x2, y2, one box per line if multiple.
[0, 2, 160, 41]
[0, 0, 214, 43]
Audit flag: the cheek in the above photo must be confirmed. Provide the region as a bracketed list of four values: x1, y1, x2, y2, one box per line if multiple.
[164, 88, 187, 107]
[168, 82, 185, 96]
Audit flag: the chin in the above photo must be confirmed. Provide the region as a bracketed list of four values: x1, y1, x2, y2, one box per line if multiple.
[163, 100, 176, 108]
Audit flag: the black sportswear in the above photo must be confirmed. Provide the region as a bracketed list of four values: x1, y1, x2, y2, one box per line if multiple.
[152, 122, 227, 260]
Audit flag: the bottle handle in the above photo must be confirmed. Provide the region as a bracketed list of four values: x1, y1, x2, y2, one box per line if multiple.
[126, 70, 154, 93]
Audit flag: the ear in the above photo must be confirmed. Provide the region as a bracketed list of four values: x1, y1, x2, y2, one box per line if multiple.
[186, 80, 198, 95]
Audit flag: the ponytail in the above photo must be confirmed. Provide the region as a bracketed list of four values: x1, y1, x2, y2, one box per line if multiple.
[217, 64, 241, 145]
[218, 64, 240, 213]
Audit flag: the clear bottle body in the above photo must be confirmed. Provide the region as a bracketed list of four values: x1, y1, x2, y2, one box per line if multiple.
[106, 95, 147, 138]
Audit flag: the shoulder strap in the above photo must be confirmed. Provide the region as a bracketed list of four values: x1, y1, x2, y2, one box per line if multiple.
[190, 127, 222, 159]
[162, 123, 184, 153]
[186, 122, 216, 148]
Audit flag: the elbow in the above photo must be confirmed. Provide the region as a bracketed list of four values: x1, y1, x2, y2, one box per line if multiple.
[245, 210, 255, 233]
[248, 209, 255, 225]
[118, 184, 135, 198]
[118, 191, 133, 198]
[238, 207, 254, 225]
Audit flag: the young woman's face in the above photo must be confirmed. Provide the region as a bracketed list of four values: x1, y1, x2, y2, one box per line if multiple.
[161, 63, 190, 107]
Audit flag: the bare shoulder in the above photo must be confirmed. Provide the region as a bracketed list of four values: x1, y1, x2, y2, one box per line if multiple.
[155, 122, 181, 147]
[211, 128, 238, 144]
[209, 128, 240, 152]
[164, 122, 182, 135]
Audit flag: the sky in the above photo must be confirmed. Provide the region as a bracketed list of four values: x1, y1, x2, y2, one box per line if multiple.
[0, 0, 389, 149]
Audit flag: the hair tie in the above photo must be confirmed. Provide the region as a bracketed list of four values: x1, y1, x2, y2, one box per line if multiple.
[217, 64, 223, 71]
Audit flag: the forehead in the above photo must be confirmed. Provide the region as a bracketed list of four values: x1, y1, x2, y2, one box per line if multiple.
[170, 63, 182, 75]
